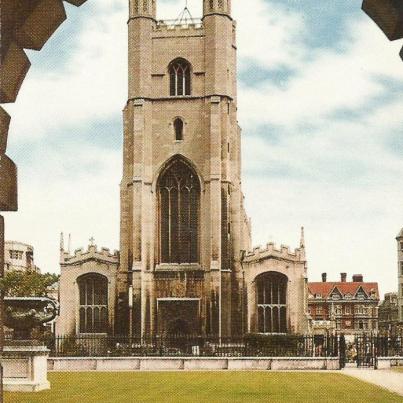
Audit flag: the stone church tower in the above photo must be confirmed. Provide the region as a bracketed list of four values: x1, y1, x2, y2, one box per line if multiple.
[118, 0, 252, 337]
[56, 0, 309, 339]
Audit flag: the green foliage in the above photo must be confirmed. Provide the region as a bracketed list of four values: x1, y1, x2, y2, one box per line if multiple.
[0, 270, 59, 297]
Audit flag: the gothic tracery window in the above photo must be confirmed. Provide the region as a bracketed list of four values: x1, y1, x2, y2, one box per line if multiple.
[169, 59, 191, 96]
[158, 159, 200, 264]
[78, 274, 108, 333]
[256, 272, 288, 333]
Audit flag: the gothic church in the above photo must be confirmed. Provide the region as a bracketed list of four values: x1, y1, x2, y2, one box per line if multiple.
[57, 0, 309, 338]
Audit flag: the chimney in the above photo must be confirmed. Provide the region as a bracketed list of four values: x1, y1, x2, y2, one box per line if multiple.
[321, 273, 327, 282]
[352, 274, 363, 282]
[340, 273, 347, 282]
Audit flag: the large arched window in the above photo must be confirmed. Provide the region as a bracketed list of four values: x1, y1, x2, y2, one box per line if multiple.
[256, 272, 288, 333]
[169, 58, 191, 96]
[78, 274, 108, 333]
[158, 159, 200, 264]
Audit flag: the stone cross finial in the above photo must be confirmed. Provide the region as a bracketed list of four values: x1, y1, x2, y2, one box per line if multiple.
[89, 237, 95, 246]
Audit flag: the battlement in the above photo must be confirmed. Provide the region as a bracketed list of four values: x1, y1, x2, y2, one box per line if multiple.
[243, 242, 305, 264]
[154, 18, 203, 32]
[61, 244, 119, 265]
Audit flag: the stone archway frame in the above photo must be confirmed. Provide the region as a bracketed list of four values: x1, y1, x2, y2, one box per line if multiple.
[362, 0, 403, 59]
[0, 0, 89, 213]
[0, 0, 88, 395]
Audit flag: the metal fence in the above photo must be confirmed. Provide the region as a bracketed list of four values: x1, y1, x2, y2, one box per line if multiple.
[39, 334, 339, 358]
[376, 336, 403, 357]
[7, 333, 402, 361]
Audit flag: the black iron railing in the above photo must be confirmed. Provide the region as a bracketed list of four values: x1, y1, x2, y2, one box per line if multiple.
[6, 333, 401, 361]
[33, 334, 340, 358]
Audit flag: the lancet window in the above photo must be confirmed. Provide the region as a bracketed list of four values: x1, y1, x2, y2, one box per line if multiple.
[174, 118, 184, 141]
[169, 58, 191, 96]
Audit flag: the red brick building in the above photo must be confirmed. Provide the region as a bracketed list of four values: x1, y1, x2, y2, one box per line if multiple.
[308, 273, 379, 334]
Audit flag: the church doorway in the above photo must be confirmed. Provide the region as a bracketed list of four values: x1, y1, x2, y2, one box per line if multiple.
[167, 319, 191, 336]
[157, 298, 200, 336]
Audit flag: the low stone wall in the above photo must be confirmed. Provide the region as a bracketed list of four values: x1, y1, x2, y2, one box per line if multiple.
[377, 357, 403, 369]
[48, 357, 340, 371]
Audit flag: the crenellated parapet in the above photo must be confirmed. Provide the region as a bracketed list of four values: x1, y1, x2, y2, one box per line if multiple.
[243, 242, 306, 264]
[60, 244, 119, 266]
[154, 19, 204, 33]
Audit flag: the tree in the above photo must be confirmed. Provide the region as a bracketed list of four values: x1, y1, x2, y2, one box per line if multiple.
[0, 271, 59, 298]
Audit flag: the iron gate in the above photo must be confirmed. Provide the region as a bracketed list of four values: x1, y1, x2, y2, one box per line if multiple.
[355, 335, 377, 369]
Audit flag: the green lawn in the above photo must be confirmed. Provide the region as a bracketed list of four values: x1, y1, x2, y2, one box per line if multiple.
[5, 372, 403, 403]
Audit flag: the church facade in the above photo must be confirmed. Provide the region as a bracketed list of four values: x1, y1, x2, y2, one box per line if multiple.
[57, 0, 309, 338]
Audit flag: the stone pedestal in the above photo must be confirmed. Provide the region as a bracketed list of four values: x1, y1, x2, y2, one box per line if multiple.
[1, 344, 50, 392]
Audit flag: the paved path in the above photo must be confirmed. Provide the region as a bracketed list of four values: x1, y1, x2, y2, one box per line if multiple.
[343, 368, 403, 397]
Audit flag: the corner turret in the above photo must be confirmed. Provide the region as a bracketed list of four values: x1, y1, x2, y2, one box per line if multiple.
[203, 0, 231, 18]
[130, 0, 156, 19]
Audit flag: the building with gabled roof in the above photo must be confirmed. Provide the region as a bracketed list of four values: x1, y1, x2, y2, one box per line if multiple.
[308, 273, 379, 335]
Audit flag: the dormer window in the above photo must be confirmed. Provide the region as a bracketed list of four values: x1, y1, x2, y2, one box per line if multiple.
[169, 58, 191, 96]
[331, 293, 341, 300]
[174, 118, 184, 141]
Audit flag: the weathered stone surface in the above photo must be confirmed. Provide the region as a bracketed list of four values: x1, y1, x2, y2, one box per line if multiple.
[1, 346, 50, 392]
[0, 107, 11, 154]
[0, 154, 18, 211]
[362, 0, 403, 40]
[48, 357, 341, 371]
[0, 42, 31, 104]
[15, 0, 67, 51]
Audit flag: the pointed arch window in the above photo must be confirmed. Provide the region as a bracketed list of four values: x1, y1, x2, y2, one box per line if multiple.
[158, 159, 200, 264]
[78, 274, 108, 333]
[174, 118, 184, 141]
[169, 58, 191, 96]
[256, 272, 288, 333]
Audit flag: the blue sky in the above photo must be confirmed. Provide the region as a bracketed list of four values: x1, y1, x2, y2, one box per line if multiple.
[3, 0, 403, 295]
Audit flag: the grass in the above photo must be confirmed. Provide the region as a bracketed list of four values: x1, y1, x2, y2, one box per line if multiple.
[5, 372, 403, 403]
